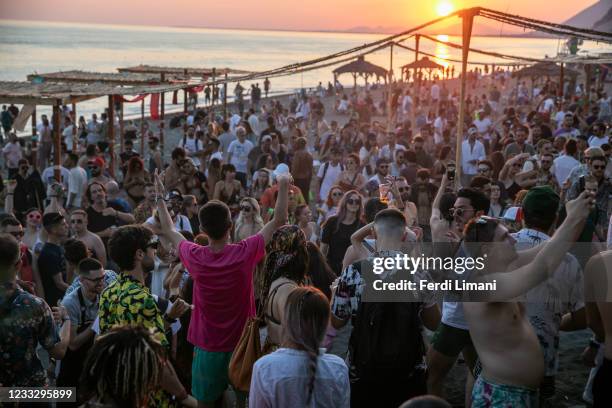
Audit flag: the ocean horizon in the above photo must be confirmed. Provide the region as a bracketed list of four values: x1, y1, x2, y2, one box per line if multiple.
[1, 19, 610, 120]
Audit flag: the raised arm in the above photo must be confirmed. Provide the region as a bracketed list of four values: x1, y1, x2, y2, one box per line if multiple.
[431, 173, 449, 221]
[475, 191, 593, 301]
[259, 175, 290, 244]
[154, 170, 186, 249]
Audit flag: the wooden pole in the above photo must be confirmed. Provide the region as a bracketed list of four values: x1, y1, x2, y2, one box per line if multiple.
[71, 103, 78, 153]
[184, 68, 189, 114]
[455, 9, 476, 189]
[31, 107, 37, 170]
[108, 95, 115, 178]
[140, 98, 145, 157]
[412, 35, 421, 139]
[53, 101, 62, 182]
[119, 99, 124, 154]
[559, 62, 565, 98]
[211, 68, 216, 107]
[160, 73, 165, 153]
[387, 43, 394, 132]
[223, 73, 228, 121]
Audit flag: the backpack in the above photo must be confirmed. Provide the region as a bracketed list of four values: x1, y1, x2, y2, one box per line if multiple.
[320, 161, 344, 183]
[348, 261, 425, 381]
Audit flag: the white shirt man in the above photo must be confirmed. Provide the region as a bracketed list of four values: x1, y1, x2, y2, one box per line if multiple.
[553, 153, 580, 185]
[227, 138, 254, 175]
[317, 157, 343, 201]
[461, 128, 486, 177]
[62, 124, 75, 151]
[178, 134, 202, 167]
[2, 138, 22, 170]
[67, 164, 88, 208]
[538, 97, 555, 115]
[248, 112, 260, 136]
[473, 115, 492, 141]
[402, 94, 413, 115]
[41, 165, 70, 191]
[431, 83, 440, 101]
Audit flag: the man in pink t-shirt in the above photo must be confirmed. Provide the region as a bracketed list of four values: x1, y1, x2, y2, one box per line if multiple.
[156, 171, 291, 408]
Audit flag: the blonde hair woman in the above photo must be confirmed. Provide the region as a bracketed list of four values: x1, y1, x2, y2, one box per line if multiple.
[233, 197, 264, 242]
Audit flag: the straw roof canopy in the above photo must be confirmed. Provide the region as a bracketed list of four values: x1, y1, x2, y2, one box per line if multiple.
[513, 62, 579, 78]
[27, 70, 188, 85]
[333, 56, 388, 79]
[0, 81, 188, 105]
[401, 56, 445, 70]
[117, 65, 252, 76]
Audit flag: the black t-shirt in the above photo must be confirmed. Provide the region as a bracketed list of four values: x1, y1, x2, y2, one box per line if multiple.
[38, 242, 66, 307]
[321, 216, 364, 275]
[86, 204, 123, 234]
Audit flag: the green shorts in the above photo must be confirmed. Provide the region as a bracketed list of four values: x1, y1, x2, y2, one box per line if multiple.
[430, 322, 473, 358]
[191, 347, 233, 403]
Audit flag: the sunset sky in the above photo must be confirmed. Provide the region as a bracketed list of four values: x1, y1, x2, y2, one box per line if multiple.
[0, 0, 598, 32]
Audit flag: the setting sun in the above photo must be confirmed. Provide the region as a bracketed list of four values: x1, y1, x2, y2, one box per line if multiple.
[436, 1, 454, 16]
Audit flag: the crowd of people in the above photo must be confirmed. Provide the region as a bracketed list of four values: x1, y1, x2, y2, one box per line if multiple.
[0, 64, 611, 408]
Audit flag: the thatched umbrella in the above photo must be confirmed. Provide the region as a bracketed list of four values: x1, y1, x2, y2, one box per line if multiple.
[333, 56, 388, 87]
[401, 56, 444, 81]
[512, 62, 579, 78]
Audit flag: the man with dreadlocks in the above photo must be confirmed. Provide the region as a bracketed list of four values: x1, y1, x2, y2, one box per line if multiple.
[98, 225, 193, 407]
[155, 169, 290, 408]
[80, 325, 167, 408]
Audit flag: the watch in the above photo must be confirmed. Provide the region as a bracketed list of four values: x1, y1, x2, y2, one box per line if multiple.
[163, 313, 177, 324]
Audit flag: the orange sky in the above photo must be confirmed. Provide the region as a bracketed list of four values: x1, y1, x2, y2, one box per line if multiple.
[0, 0, 598, 32]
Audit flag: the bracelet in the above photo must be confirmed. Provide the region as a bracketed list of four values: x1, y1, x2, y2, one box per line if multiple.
[163, 313, 177, 324]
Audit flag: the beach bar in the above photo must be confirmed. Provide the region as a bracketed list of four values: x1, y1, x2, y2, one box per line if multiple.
[0, 81, 187, 180]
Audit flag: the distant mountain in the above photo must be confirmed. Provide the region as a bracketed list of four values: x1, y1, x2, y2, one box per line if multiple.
[522, 0, 612, 37]
[345, 18, 520, 36]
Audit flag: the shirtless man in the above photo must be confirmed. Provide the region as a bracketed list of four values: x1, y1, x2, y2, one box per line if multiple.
[461, 191, 593, 406]
[584, 250, 612, 407]
[69, 210, 107, 268]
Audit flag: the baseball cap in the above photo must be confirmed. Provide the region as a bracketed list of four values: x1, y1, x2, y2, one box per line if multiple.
[88, 157, 105, 168]
[273, 163, 290, 178]
[522, 186, 559, 218]
[468, 126, 478, 136]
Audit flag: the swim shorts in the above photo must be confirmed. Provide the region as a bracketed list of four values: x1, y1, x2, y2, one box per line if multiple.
[191, 347, 233, 403]
[430, 322, 474, 357]
[471, 376, 538, 408]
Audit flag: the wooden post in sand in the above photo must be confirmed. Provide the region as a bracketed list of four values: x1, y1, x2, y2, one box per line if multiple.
[71, 103, 78, 153]
[140, 98, 145, 157]
[160, 73, 166, 152]
[108, 95, 115, 179]
[455, 9, 477, 189]
[52, 101, 62, 182]
[223, 73, 228, 121]
[387, 42, 394, 132]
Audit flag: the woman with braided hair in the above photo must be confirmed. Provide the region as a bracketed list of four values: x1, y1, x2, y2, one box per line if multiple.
[250, 287, 349, 407]
[79, 325, 195, 407]
[260, 225, 310, 349]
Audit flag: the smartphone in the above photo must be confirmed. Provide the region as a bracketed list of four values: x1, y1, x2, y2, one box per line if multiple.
[447, 164, 456, 181]
[578, 175, 585, 193]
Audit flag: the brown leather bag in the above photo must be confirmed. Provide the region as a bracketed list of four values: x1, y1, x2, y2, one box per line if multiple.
[228, 314, 263, 392]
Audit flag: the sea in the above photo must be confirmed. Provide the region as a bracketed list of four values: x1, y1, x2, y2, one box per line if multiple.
[1, 19, 611, 121]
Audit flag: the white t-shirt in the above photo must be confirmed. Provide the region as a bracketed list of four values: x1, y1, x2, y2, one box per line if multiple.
[178, 136, 202, 166]
[68, 166, 88, 207]
[431, 84, 440, 100]
[145, 214, 192, 233]
[62, 125, 75, 150]
[41, 166, 70, 190]
[227, 139, 254, 173]
[317, 162, 343, 201]
[539, 98, 554, 114]
[473, 118, 492, 140]
[553, 154, 580, 185]
[588, 135, 608, 148]
[2, 141, 22, 169]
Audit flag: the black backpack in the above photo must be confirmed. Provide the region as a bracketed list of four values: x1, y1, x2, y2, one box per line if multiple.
[348, 261, 426, 381]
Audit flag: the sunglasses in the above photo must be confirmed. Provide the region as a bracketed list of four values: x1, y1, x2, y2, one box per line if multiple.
[82, 276, 105, 284]
[240, 206, 252, 212]
[9, 231, 24, 239]
[592, 165, 606, 170]
[477, 167, 489, 173]
[332, 191, 343, 197]
[27, 213, 41, 220]
[379, 165, 390, 169]
[450, 207, 474, 217]
[71, 219, 84, 224]
[398, 187, 410, 193]
[346, 198, 361, 205]
[512, 163, 522, 168]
